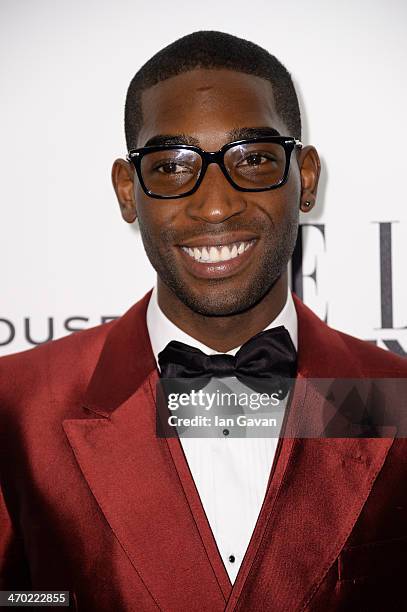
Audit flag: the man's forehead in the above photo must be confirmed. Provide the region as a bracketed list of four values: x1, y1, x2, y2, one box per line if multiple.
[137, 68, 288, 148]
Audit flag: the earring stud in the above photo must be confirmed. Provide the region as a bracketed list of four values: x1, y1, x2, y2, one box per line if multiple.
[303, 201, 312, 209]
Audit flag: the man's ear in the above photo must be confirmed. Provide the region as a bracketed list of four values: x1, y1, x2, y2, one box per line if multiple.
[111, 159, 137, 223]
[297, 146, 321, 213]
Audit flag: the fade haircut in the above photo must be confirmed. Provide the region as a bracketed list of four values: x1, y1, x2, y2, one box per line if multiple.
[124, 30, 301, 150]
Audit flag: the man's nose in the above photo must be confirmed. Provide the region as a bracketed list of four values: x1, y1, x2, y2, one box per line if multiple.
[185, 162, 247, 224]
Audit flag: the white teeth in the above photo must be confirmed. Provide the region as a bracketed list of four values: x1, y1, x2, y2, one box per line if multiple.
[181, 240, 254, 263]
[220, 246, 232, 260]
[209, 246, 220, 262]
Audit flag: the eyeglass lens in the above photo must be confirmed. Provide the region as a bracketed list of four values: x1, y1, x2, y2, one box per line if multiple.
[139, 142, 287, 196]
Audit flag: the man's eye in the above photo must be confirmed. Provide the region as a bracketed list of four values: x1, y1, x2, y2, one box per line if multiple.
[238, 153, 275, 167]
[155, 162, 192, 174]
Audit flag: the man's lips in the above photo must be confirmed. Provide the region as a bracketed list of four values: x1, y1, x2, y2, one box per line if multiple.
[176, 235, 259, 279]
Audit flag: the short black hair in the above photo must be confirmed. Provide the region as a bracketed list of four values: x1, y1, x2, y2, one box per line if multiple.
[124, 30, 301, 150]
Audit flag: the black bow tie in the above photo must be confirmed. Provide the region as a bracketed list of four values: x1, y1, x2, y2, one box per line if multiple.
[157, 326, 297, 393]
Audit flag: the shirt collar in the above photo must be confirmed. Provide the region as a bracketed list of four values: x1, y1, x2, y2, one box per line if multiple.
[146, 285, 298, 369]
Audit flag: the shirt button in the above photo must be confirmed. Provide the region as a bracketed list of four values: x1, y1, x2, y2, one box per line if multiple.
[222, 429, 230, 436]
[228, 555, 235, 563]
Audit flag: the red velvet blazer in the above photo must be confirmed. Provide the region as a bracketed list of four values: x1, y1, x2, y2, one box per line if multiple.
[1, 291, 407, 611]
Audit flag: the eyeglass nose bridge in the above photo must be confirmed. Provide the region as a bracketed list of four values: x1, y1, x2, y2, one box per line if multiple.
[203, 150, 224, 165]
[199, 149, 231, 184]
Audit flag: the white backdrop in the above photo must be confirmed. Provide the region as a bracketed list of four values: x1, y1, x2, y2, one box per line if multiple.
[1, 0, 406, 356]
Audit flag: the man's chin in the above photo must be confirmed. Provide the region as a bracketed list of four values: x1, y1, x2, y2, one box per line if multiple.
[156, 260, 282, 317]
[173, 285, 272, 317]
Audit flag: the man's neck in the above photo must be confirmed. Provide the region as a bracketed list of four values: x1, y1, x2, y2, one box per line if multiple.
[156, 273, 289, 353]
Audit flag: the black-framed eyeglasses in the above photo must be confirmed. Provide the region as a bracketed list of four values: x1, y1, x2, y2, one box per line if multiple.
[126, 136, 303, 199]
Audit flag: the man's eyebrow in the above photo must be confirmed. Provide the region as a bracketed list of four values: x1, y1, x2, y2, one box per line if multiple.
[227, 126, 282, 140]
[143, 134, 200, 147]
[142, 127, 282, 149]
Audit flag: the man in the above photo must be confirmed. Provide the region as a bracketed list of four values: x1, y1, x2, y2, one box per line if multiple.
[1, 30, 407, 612]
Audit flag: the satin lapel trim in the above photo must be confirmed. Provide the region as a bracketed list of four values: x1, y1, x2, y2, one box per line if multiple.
[229, 376, 396, 612]
[148, 369, 233, 600]
[63, 372, 226, 611]
[223, 371, 305, 610]
[165, 435, 233, 599]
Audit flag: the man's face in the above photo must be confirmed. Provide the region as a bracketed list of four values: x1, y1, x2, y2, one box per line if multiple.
[129, 69, 305, 316]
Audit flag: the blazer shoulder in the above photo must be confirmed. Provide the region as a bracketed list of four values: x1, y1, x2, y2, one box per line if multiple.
[293, 294, 407, 377]
[334, 327, 407, 376]
[0, 319, 115, 416]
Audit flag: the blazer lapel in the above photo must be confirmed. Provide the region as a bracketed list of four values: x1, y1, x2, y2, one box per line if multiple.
[63, 291, 228, 610]
[226, 296, 396, 611]
[228, 435, 395, 612]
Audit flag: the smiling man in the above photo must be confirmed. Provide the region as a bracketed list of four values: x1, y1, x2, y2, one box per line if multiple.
[1, 30, 407, 612]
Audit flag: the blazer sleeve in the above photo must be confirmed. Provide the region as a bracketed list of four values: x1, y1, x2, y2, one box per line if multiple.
[0, 481, 31, 588]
